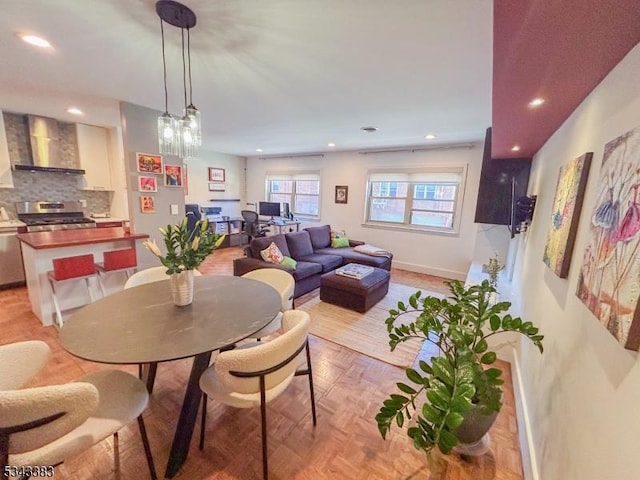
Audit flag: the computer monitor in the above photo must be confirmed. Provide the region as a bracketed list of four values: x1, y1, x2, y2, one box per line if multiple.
[281, 202, 290, 219]
[258, 201, 281, 218]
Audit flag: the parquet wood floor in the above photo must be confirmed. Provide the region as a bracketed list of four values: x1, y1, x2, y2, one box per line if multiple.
[0, 247, 523, 479]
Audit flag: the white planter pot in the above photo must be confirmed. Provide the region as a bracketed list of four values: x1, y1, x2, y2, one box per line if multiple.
[170, 270, 194, 306]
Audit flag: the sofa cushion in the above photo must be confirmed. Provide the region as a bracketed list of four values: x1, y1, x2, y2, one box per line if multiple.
[260, 242, 285, 264]
[314, 247, 392, 270]
[305, 225, 332, 250]
[290, 261, 323, 281]
[250, 234, 290, 259]
[295, 253, 343, 273]
[285, 231, 315, 260]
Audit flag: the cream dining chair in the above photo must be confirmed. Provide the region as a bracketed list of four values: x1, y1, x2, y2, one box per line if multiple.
[241, 268, 295, 339]
[198, 310, 316, 480]
[0, 341, 157, 479]
[123, 265, 202, 289]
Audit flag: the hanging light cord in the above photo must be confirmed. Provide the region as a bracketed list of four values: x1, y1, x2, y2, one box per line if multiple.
[160, 18, 169, 114]
[187, 28, 193, 105]
[181, 27, 188, 110]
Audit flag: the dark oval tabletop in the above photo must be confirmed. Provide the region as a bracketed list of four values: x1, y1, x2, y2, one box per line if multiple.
[59, 275, 281, 365]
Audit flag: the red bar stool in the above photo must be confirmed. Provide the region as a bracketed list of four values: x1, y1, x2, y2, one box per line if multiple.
[95, 248, 138, 296]
[47, 254, 99, 327]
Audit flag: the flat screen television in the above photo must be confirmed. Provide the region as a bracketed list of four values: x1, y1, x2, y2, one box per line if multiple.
[474, 127, 532, 235]
[258, 201, 281, 218]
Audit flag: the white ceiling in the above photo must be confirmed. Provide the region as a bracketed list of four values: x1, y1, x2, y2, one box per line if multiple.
[0, 0, 492, 157]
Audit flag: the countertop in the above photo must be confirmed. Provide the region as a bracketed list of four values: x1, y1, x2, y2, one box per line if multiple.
[17, 227, 149, 249]
[0, 219, 26, 229]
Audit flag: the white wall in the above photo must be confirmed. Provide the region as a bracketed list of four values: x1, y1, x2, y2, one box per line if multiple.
[246, 146, 485, 279]
[512, 43, 640, 480]
[184, 150, 246, 218]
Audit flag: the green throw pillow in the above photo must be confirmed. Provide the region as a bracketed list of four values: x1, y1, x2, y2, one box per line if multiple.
[331, 236, 350, 248]
[280, 255, 297, 270]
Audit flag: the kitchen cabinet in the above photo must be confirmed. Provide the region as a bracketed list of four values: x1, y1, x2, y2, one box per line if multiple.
[0, 110, 14, 188]
[76, 123, 113, 191]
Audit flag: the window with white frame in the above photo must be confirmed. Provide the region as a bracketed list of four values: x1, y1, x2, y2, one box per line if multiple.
[266, 171, 321, 218]
[365, 166, 467, 233]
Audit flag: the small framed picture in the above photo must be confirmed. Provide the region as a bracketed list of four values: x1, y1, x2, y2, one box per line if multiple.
[335, 185, 348, 204]
[138, 175, 158, 192]
[140, 195, 155, 213]
[208, 182, 225, 192]
[136, 153, 163, 174]
[208, 167, 225, 182]
[164, 164, 183, 187]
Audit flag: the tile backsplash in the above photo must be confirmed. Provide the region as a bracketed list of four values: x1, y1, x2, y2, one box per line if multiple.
[0, 170, 109, 219]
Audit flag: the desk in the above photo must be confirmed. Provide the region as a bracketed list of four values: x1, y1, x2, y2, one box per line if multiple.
[260, 219, 301, 234]
[59, 275, 280, 478]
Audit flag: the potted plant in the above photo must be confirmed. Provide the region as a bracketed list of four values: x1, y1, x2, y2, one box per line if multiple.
[375, 279, 543, 455]
[143, 217, 225, 306]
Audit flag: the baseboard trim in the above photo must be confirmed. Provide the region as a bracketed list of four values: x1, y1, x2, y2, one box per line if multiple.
[393, 261, 466, 280]
[511, 346, 539, 480]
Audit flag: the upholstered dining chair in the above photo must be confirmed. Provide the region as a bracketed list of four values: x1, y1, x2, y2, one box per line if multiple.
[198, 310, 316, 480]
[0, 341, 157, 479]
[124, 265, 202, 289]
[241, 268, 295, 339]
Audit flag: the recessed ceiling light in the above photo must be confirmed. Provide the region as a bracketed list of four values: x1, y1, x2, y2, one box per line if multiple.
[67, 107, 84, 116]
[256, 148, 263, 153]
[425, 134, 436, 140]
[360, 126, 378, 133]
[528, 98, 545, 108]
[328, 142, 336, 147]
[511, 145, 521, 152]
[18, 33, 52, 48]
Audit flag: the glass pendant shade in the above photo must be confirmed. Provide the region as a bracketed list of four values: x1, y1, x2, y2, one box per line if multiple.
[158, 112, 178, 155]
[185, 104, 201, 146]
[177, 116, 197, 159]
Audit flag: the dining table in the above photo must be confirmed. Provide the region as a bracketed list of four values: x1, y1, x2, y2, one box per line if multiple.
[59, 274, 281, 478]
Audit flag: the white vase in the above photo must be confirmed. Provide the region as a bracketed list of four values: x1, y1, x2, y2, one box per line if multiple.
[170, 270, 194, 306]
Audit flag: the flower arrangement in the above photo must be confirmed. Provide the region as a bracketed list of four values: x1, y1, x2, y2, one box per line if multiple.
[484, 252, 504, 288]
[143, 218, 225, 274]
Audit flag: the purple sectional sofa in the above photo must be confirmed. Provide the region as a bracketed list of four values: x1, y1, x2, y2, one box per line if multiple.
[232, 225, 392, 299]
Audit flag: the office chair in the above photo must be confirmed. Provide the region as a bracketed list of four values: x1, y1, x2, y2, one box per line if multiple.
[185, 204, 202, 237]
[241, 210, 270, 241]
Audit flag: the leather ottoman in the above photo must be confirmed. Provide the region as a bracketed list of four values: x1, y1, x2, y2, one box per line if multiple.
[320, 266, 391, 313]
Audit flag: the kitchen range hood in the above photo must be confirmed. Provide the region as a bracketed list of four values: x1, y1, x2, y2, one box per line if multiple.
[13, 115, 85, 174]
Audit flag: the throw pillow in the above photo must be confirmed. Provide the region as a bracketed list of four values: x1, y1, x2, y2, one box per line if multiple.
[260, 242, 284, 264]
[280, 255, 297, 270]
[331, 236, 350, 248]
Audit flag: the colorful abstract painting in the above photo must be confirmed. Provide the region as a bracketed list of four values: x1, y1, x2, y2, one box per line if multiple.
[577, 127, 640, 350]
[543, 152, 592, 278]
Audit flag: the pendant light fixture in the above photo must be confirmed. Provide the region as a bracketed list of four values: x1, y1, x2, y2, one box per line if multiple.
[156, 0, 199, 159]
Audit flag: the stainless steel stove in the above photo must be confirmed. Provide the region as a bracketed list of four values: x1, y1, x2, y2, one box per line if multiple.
[16, 201, 96, 232]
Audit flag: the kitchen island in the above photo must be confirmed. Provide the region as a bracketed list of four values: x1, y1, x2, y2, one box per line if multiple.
[17, 227, 149, 326]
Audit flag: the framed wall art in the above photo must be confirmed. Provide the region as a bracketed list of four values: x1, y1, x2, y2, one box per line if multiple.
[164, 164, 183, 187]
[543, 152, 592, 278]
[335, 185, 348, 204]
[208, 182, 225, 192]
[208, 167, 225, 182]
[138, 175, 158, 193]
[136, 153, 163, 174]
[140, 195, 155, 213]
[576, 127, 640, 350]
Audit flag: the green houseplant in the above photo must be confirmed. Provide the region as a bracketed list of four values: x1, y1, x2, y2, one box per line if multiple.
[143, 217, 225, 305]
[375, 279, 543, 455]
